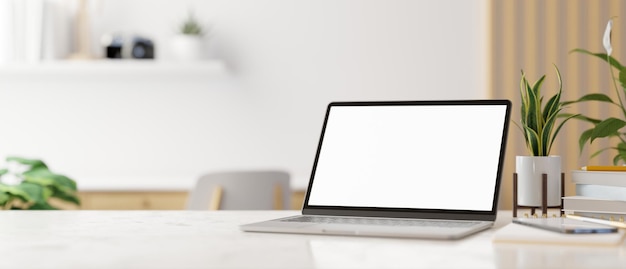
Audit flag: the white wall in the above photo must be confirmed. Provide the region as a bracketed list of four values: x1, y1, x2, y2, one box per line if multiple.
[0, 0, 488, 190]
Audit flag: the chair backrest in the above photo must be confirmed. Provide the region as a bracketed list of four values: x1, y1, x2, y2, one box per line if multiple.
[186, 170, 291, 210]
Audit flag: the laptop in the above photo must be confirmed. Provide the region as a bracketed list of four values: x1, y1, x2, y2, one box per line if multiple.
[241, 100, 511, 239]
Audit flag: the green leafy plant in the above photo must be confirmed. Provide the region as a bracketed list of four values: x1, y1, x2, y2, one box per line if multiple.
[0, 157, 80, 210]
[564, 19, 626, 164]
[179, 12, 205, 36]
[517, 66, 578, 156]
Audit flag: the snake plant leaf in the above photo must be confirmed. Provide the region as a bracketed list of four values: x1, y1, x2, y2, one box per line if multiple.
[532, 74, 547, 100]
[543, 76, 562, 123]
[524, 77, 541, 134]
[549, 112, 580, 155]
[523, 125, 542, 156]
[520, 73, 529, 122]
[6, 157, 48, 170]
[570, 48, 623, 70]
[562, 93, 615, 106]
[543, 93, 561, 122]
[542, 112, 558, 154]
[590, 117, 626, 142]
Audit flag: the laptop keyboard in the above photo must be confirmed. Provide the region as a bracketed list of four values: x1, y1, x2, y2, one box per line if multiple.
[280, 216, 480, 228]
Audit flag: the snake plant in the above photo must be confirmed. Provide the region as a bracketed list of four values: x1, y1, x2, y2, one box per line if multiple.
[517, 66, 578, 156]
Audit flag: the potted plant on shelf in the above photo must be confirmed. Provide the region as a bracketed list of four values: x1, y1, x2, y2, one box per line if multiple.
[170, 11, 208, 62]
[515, 66, 578, 208]
[564, 19, 626, 164]
[0, 157, 80, 209]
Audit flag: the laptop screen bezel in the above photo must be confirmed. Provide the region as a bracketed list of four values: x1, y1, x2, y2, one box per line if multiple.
[301, 100, 511, 221]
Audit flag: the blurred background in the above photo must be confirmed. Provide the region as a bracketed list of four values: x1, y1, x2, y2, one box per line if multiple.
[0, 0, 622, 210]
[0, 0, 488, 209]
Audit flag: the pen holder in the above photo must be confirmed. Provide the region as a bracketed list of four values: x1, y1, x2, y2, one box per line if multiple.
[513, 172, 564, 218]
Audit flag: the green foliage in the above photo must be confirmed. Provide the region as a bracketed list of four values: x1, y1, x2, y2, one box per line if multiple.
[567, 48, 626, 165]
[0, 157, 79, 210]
[179, 12, 205, 36]
[516, 66, 578, 156]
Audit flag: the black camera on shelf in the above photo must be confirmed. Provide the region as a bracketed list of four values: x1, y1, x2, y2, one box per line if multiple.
[103, 34, 155, 59]
[131, 37, 154, 59]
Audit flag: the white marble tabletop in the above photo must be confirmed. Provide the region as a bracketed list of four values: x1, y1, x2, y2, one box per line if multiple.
[0, 210, 624, 269]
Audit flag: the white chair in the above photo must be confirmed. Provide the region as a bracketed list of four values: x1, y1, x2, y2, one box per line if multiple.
[186, 170, 291, 210]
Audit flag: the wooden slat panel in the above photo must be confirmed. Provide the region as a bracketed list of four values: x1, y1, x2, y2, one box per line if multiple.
[76, 191, 188, 210]
[489, 0, 620, 209]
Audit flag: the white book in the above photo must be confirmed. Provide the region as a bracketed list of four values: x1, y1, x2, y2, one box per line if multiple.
[564, 211, 626, 222]
[562, 196, 626, 214]
[576, 184, 626, 202]
[571, 170, 626, 187]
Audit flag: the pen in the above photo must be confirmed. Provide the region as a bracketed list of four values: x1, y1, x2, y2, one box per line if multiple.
[566, 214, 626, 229]
[581, 166, 626, 171]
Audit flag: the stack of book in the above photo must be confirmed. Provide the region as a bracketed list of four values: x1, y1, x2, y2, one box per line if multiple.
[564, 166, 626, 222]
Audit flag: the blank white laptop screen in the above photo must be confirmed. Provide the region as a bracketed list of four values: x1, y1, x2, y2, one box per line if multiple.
[307, 104, 508, 211]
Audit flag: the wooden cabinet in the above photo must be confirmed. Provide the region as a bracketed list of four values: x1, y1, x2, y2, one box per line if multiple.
[74, 190, 306, 210]
[76, 191, 188, 210]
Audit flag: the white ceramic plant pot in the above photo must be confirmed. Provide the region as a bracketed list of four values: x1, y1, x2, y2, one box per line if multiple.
[170, 35, 205, 62]
[515, 156, 562, 207]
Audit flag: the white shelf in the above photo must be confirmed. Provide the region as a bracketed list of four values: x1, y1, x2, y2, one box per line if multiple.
[77, 176, 195, 192]
[0, 60, 227, 78]
[76, 176, 308, 192]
